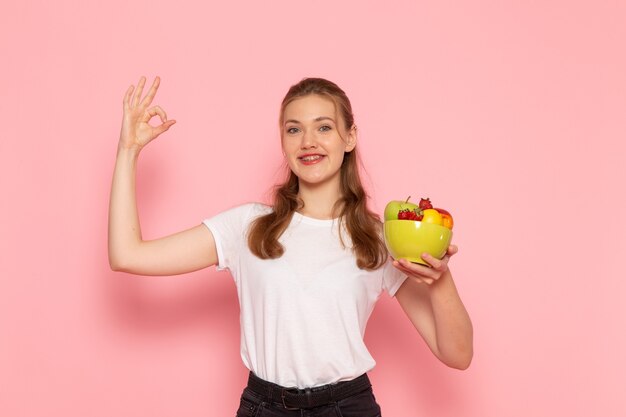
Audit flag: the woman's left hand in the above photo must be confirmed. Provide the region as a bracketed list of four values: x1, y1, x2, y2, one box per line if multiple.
[392, 244, 459, 285]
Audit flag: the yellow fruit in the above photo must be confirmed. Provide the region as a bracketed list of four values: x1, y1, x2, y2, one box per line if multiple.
[421, 209, 443, 226]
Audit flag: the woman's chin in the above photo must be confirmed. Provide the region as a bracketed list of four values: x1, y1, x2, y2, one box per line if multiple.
[296, 174, 340, 188]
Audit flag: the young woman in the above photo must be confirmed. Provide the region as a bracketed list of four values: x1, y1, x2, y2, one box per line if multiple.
[108, 76, 473, 416]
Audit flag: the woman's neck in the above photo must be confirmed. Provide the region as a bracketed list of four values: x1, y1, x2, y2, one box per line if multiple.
[296, 177, 343, 220]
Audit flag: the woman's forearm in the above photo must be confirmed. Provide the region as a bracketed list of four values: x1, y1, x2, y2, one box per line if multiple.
[429, 271, 474, 369]
[108, 146, 143, 270]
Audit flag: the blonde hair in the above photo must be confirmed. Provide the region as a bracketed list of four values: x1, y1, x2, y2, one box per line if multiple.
[247, 78, 387, 270]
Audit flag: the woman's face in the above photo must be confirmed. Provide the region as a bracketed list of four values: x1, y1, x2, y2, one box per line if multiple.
[281, 94, 356, 188]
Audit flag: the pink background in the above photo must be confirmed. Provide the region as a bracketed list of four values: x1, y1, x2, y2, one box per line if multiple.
[1, 1, 625, 416]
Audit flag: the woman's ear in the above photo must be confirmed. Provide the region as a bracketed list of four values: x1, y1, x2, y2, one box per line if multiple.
[345, 124, 357, 152]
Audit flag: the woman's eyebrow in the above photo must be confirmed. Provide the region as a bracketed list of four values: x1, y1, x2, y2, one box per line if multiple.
[285, 116, 335, 125]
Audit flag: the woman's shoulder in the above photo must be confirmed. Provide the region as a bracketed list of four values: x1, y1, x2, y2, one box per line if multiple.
[224, 201, 273, 219]
[247, 201, 273, 216]
[205, 201, 272, 222]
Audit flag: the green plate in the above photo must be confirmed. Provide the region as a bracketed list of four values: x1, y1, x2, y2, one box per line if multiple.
[384, 220, 452, 265]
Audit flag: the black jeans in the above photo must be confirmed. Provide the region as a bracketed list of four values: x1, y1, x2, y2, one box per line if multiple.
[235, 373, 382, 417]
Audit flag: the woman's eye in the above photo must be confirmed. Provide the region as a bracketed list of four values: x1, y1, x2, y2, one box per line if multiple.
[319, 125, 332, 132]
[286, 127, 299, 134]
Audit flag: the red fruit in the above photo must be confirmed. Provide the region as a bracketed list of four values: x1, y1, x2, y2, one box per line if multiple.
[434, 208, 454, 229]
[419, 198, 433, 210]
[398, 208, 423, 221]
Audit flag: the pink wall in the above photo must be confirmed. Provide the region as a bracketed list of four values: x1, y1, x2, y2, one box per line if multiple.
[1, 1, 625, 416]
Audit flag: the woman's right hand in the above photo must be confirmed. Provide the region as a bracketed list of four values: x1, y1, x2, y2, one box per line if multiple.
[118, 75, 176, 152]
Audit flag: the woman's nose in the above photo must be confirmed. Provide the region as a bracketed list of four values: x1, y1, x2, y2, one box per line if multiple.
[301, 129, 317, 149]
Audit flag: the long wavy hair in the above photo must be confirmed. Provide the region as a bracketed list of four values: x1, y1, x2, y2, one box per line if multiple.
[247, 77, 387, 270]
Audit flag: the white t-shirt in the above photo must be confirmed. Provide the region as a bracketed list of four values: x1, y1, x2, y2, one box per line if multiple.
[202, 202, 407, 388]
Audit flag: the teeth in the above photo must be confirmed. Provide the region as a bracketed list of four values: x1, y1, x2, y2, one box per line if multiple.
[301, 155, 322, 161]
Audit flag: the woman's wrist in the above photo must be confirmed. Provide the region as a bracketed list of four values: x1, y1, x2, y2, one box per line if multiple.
[116, 142, 142, 159]
[427, 268, 457, 297]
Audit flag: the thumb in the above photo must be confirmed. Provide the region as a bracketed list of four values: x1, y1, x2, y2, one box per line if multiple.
[154, 119, 176, 136]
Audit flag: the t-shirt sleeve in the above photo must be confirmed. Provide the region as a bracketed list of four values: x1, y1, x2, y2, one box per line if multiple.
[381, 256, 408, 297]
[202, 203, 256, 271]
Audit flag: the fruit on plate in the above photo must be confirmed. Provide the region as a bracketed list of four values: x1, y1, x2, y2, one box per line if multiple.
[384, 197, 419, 221]
[421, 209, 443, 226]
[383, 196, 454, 265]
[434, 208, 454, 229]
[384, 196, 453, 230]
[418, 198, 433, 210]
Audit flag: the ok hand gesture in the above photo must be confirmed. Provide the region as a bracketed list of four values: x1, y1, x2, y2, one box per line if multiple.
[118, 76, 176, 152]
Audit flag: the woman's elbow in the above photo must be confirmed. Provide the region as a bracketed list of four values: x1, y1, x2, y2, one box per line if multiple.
[439, 345, 473, 370]
[449, 350, 473, 370]
[109, 257, 125, 272]
[108, 252, 132, 272]
[448, 355, 472, 370]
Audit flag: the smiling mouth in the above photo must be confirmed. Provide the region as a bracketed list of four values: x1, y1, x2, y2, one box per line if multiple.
[299, 155, 324, 162]
[298, 154, 326, 165]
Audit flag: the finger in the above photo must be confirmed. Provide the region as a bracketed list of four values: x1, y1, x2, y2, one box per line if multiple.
[123, 85, 134, 110]
[153, 119, 176, 137]
[131, 76, 146, 108]
[447, 244, 459, 256]
[152, 105, 168, 122]
[395, 258, 426, 273]
[140, 76, 160, 108]
[421, 253, 445, 271]
[394, 259, 438, 279]
[406, 257, 441, 274]
[392, 260, 416, 276]
[142, 105, 168, 123]
[412, 275, 434, 285]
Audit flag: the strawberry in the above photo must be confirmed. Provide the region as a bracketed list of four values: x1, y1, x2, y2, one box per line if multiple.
[398, 209, 411, 220]
[398, 208, 423, 221]
[419, 198, 433, 210]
